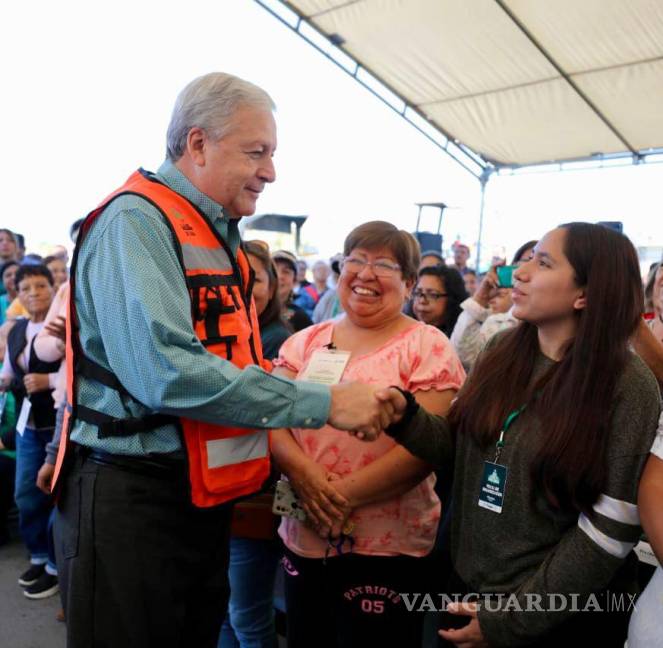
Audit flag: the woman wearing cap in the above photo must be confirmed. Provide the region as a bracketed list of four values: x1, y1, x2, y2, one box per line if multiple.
[272, 250, 312, 333]
[270, 221, 465, 648]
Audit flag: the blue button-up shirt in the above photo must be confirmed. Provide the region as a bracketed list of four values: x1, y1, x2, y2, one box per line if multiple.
[70, 159, 330, 455]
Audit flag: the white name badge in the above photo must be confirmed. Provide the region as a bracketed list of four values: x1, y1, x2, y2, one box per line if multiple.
[299, 349, 351, 385]
[634, 540, 659, 567]
[16, 398, 32, 436]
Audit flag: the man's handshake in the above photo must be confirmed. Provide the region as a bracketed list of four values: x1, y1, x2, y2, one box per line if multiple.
[327, 383, 408, 440]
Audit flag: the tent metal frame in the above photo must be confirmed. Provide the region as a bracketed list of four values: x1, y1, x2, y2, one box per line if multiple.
[254, 0, 663, 268]
[493, 0, 637, 161]
[254, 0, 488, 180]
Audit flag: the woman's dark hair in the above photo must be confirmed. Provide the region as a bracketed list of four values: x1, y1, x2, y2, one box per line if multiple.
[644, 262, 660, 313]
[15, 264, 54, 288]
[416, 265, 468, 336]
[344, 221, 420, 283]
[0, 229, 17, 255]
[512, 240, 538, 264]
[244, 241, 290, 332]
[0, 260, 19, 280]
[448, 223, 643, 514]
[70, 218, 85, 242]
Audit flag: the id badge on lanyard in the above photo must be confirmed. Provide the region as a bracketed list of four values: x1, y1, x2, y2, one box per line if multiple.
[299, 348, 351, 386]
[16, 398, 32, 436]
[477, 406, 525, 514]
[478, 462, 508, 513]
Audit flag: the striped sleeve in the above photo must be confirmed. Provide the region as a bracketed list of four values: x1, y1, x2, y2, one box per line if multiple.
[478, 355, 662, 647]
[578, 493, 641, 559]
[577, 400, 663, 559]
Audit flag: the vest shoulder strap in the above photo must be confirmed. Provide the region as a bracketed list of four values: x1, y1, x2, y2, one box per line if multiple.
[7, 318, 30, 374]
[75, 355, 129, 396]
[75, 404, 177, 439]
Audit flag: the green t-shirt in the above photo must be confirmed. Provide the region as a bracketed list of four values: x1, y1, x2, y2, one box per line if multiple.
[0, 392, 17, 459]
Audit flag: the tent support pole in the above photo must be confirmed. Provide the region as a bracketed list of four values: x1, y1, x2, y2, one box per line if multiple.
[475, 169, 492, 272]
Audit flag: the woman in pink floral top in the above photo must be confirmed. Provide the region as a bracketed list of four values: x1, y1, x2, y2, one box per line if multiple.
[271, 221, 465, 648]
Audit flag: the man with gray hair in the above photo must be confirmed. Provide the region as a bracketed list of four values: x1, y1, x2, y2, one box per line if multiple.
[53, 72, 396, 647]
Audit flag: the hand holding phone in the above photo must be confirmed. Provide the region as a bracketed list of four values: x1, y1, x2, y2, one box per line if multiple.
[475, 267, 499, 307]
[496, 265, 516, 288]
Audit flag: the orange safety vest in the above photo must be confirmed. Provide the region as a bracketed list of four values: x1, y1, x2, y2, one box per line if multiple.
[53, 169, 271, 508]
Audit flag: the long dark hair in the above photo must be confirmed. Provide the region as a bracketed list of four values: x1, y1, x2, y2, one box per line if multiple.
[416, 265, 468, 336]
[0, 229, 17, 245]
[448, 223, 643, 514]
[512, 240, 538, 264]
[244, 241, 290, 332]
[644, 261, 660, 313]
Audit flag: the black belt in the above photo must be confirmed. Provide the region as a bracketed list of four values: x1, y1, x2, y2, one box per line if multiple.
[73, 443, 185, 480]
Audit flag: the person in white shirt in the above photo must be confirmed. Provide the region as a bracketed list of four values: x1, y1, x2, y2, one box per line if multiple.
[0, 264, 59, 599]
[450, 240, 536, 371]
[627, 412, 663, 647]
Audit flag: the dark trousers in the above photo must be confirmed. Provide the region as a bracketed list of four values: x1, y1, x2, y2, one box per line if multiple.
[0, 453, 15, 542]
[55, 451, 233, 648]
[282, 546, 433, 648]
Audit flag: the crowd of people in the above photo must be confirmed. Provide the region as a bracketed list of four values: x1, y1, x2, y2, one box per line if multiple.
[0, 228, 75, 606]
[0, 72, 662, 648]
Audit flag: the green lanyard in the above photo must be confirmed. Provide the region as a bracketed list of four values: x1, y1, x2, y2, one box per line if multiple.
[494, 405, 527, 464]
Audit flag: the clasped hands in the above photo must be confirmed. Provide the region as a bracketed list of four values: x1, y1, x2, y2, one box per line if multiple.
[328, 383, 407, 441]
[286, 384, 409, 538]
[289, 460, 351, 539]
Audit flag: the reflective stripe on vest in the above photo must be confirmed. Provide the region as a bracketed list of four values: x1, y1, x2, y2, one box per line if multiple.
[53, 169, 270, 508]
[181, 243, 233, 272]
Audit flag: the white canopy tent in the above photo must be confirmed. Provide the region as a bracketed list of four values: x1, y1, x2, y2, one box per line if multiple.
[256, 0, 663, 264]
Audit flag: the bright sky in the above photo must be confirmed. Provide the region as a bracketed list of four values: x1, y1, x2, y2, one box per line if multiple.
[2, 0, 662, 269]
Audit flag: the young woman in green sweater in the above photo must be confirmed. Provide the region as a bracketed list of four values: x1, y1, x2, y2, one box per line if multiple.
[381, 223, 661, 647]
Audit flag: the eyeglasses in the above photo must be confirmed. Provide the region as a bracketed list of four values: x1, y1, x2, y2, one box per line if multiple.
[412, 289, 448, 302]
[341, 256, 401, 277]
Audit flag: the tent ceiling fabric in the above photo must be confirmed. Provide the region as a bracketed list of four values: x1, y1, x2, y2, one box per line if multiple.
[285, 0, 663, 167]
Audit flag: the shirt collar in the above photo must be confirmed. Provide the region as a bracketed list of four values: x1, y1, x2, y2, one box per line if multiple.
[155, 158, 240, 250]
[156, 158, 227, 225]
